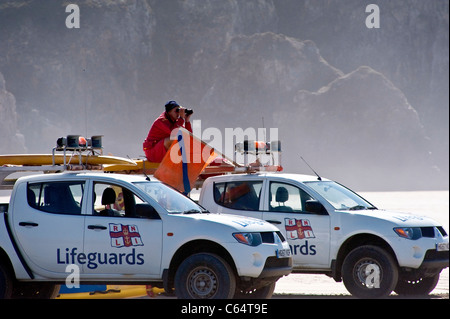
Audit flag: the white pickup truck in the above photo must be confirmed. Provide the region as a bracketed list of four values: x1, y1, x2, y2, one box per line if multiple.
[199, 172, 449, 298]
[0, 172, 292, 299]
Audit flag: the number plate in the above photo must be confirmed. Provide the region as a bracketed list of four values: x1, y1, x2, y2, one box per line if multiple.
[436, 242, 449, 252]
[276, 248, 291, 258]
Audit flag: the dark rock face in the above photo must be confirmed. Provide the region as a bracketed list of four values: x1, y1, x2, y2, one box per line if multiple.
[273, 0, 449, 185]
[278, 67, 438, 190]
[0, 72, 26, 153]
[0, 0, 447, 190]
[199, 33, 343, 127]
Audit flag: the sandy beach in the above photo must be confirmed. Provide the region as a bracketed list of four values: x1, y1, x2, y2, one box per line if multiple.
[273, 268, 448, 299]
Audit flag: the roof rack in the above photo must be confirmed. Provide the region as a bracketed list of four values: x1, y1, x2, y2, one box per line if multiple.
[0, 135, 105, 189]
[1, 136, 283, 190]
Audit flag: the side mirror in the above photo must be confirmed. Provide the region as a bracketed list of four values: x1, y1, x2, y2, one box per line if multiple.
[305, 200, 328, 215]
[136, 204, 161, 219]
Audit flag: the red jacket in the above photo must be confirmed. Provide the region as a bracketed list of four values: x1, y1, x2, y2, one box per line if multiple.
[143, 112, 192, 151]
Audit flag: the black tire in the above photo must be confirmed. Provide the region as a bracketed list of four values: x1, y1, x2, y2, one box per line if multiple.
[234, 282, 276, 299]
[12, 283, 60, 299]
[175, 253, 236, 299]
[0, 263, 13, 299]
[394, 273, 440, 296]
[342, 245, 398, 298]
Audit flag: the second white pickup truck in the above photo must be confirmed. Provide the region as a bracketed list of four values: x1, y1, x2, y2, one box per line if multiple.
[199, 172, 449, 298]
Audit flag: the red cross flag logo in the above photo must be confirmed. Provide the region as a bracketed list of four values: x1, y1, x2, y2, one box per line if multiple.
[284, 218, 315, 240]
[109, 223, 144, 248]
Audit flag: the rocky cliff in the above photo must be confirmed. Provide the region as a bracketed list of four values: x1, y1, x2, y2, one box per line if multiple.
[0, 71, 26, 153]
[0, 0, 448, 190]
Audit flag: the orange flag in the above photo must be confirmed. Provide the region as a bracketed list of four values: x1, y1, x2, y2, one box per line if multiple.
[154, 128, 218, 194]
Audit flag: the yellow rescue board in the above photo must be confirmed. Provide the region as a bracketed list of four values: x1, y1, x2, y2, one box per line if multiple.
[0, 154, 137, 166]
[56, 285, 164, 299]
[103, 159, 159, 173]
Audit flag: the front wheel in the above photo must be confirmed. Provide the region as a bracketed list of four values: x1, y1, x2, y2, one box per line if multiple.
[342, 245, 398, 298]
[175, 253, 236, 299]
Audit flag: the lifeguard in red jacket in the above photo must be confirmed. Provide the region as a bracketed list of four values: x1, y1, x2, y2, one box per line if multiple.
[143, 101, 193, 163]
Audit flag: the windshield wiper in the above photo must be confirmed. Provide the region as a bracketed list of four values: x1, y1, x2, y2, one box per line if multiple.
[347, 205, 377, 211]
[169, 209, 209, 215]
[182, 209, 204, 214]
[350, 205, 367, 210]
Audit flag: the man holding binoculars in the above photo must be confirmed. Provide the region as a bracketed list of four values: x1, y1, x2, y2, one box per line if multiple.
[143, 100, 194, 163]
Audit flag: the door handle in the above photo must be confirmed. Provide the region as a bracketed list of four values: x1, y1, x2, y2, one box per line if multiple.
[88, 225, 107, 230]
[19, 222, 39, 227]
[266, 220, 282, 225]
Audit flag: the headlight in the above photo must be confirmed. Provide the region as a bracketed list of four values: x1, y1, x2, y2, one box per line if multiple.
[233, 232, 262, 246]
[393, 227, 422, 240]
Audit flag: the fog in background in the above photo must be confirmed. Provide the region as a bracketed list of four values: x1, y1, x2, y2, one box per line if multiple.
[0, 0, 448, 191]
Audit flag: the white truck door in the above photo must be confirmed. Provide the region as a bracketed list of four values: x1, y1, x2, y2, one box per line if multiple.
[262, 181, 330, 269]
[82, 182, 162, 277]
[11, 180, 86, 277]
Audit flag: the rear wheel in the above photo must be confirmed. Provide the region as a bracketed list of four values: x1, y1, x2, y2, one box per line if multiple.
[12, 283, 60, 299]
[0, 263, 13, 299]
[175, 253, 236, 299]
[342, 245, 398, 298]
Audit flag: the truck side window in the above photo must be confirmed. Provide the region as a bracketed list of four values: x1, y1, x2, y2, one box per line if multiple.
[93, 182, 144, 218]
[269, 182, 313, 213]
[27, 181, 84, 215]
[213, 181, 262, 211]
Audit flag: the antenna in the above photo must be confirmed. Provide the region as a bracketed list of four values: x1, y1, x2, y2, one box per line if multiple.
[262, 116, 266, 142]
[137, 156, 151, 181]
[300, 156, 322, 181]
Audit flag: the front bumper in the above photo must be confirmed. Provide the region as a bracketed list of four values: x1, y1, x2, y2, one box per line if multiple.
[238, 255, 292, 291]
[393, 233, 449, 270]
[223, 239, 292, 278]
[259, 256, 293, 278]
[400, 248, 449, 279]
[418, 249, 449, 272]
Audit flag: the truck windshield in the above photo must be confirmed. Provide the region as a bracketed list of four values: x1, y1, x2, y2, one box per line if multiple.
[133, 182, 207, 214]
[305, 181, 376, 211]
